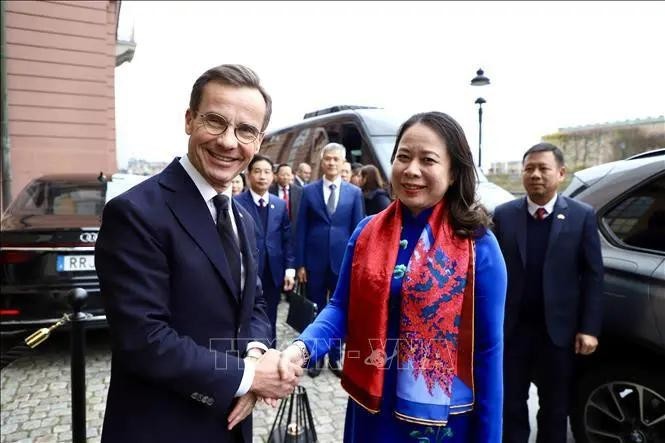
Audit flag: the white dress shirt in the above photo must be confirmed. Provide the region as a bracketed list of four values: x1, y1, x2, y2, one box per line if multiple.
[180, 155, 266, 397]
[526, 193, 558, 219]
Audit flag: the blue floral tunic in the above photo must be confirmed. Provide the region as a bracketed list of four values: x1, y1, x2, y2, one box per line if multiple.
[300, 207, 507, 443]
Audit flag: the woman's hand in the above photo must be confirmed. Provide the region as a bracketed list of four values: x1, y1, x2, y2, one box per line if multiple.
[279, 344, 305, 380]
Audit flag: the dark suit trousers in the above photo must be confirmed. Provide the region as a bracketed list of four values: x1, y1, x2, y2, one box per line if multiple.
[503, 323, 574, 443]
[262, 269, 280, 347]
[307, 266, 342, 362]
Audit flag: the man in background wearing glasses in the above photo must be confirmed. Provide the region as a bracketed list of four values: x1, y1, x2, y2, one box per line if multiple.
[96, 65, 302, 443]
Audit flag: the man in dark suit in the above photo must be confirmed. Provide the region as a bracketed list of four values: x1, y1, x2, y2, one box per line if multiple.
[293, 162, 311, 187]
[493, 143, 604, 443]
[235, 155, 295, 346]
[295, 142, 365, 377]
[95, 65, 301, 443]
[269, 163, 303, 236]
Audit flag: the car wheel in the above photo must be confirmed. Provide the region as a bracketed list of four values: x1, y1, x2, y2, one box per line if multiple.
[571, 364, 665, 443]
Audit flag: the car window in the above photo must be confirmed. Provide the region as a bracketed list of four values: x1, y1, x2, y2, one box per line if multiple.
[602, 174, 665, 253]
[9, 180, 106, 216]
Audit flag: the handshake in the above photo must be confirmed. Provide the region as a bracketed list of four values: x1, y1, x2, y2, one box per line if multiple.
[227, 344, 308, 430]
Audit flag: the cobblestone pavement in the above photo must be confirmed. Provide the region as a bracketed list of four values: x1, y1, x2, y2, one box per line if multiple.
[1, 300, 571, 443]
[1, 300, 346, 443]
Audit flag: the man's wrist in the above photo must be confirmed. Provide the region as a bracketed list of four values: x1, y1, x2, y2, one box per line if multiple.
[292, 340, 310, 367]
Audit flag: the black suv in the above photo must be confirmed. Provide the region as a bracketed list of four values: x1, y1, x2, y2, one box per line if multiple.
[562, 149, 665, 443]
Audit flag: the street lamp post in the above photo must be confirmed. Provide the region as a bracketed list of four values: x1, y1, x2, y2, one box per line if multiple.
[475, 97, 486, 169]
[470, 68, 490, 169]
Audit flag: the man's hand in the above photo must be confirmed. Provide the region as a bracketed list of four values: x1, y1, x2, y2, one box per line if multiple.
[297, 267, 307, 284]
[283, 275, 295, 292]
[279, 344, 305, 379]
[250, 349, 302, 399]
[227, 392, 257, 430]
[575, 333, 598, 355]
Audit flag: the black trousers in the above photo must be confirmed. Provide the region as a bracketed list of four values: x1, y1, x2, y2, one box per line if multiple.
[503, 322, 575, 443]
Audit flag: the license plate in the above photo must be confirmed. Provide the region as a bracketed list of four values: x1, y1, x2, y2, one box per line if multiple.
[57, 255, 96, 272]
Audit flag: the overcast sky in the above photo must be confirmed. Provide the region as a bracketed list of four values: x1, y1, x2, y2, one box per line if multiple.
[114, 1, 665, 169]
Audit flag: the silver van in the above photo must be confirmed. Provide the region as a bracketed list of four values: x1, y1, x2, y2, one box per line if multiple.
[260, 105, 514, 212]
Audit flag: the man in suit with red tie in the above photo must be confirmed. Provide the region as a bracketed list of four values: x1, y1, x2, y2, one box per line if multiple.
[269, 163, 303, 236]
[236, 155, 295, 346]
[493, 143, 604, 443]
[95, 65, 301, 443]
[295, 143, 365, 377]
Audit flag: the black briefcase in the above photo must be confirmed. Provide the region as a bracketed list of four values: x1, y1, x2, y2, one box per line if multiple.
[286, 283, 318, 333]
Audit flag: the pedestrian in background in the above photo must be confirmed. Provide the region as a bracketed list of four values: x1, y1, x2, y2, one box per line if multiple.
[359, 164, 391, 215]
[350, 162, 364, 186]
[231, 172, 246, 196]
[294, 142, 365, 378]
[269, 163, 303, 235]
[340, 161, 352, 182]
[294, 162, 311, 187]
[281, 111, 507, 442]
[235, 155, 295, 346]
[493, 143, 604, 443]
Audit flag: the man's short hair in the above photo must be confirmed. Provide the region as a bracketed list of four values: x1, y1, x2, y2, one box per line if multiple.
[522, 142, 565, 166]
[297, 162, 311, 172]
[248, 154, 274, 171]
[189, 64, 272, 131]
[275, 163, 292, 174]
[321, 142, 346, 159]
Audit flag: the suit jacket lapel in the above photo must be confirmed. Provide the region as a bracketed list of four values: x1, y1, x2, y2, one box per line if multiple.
[159, 160, 239, 299]
[314, 180, 331, 222]
[516, 197, 528, 267]
[545, 195, 568, 259]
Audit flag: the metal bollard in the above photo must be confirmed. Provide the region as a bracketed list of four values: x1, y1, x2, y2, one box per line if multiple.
[69, 288, 88, 443]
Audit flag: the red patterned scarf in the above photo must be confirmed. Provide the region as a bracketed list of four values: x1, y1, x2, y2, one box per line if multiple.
[341, 199, 474, 422]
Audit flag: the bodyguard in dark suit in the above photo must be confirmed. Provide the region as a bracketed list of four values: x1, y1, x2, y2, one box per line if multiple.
[95, 65, 301, 443]
[269, 163, 303, 236]
[295, 143, 365, 377]
[493, 143, 603, 443]
[235, 155, 295, 345]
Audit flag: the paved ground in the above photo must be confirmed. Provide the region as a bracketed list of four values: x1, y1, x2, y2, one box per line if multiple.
[1, 300, 572, 442]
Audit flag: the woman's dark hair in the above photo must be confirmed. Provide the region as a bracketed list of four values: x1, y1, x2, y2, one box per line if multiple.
[391, 111, 491, 238]
[359, 164, 384, 194]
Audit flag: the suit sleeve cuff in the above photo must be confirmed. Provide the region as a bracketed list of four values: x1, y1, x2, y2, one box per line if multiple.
[234, 358, 255, 397]
[285, 268, 296, 278]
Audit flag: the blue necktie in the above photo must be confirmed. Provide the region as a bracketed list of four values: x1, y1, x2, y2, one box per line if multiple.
[327, 184, 337, 215]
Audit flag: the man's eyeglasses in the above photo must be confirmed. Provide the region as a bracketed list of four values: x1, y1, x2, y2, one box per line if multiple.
[197, 112, 263, 144]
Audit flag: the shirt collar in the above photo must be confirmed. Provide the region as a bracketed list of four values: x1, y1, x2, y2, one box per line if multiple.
[323, 176, 342, 189]
[526, 193, 558, 217]
[180, 155, 232, 203]
[249, 189, 270, 206]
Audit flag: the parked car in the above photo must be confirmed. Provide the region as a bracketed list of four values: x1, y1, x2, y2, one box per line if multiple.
[260, 105, 514, 212]
[0, 173, 147, 333]
[562, 148, 665, 443]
